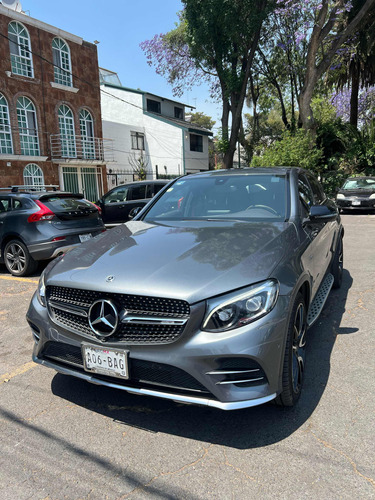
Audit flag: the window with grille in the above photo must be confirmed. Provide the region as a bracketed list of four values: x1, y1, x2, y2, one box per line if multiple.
[131, 131, 145, 150]
[8, 21, 33, 78]
[0, 94, 13, 154]
[79, 109, 95, 159]
[52, 38, 72, 87]
[23, 163, 44, 187]
[58, 105, 76, 157]
[17, 97, 40, 156]
[190, 133, 203, 153]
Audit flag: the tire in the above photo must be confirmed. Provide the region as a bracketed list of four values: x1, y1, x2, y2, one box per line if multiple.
[331, 236, 343, 289]
[4, 239, 38, 277]
[275, 293, 307, 407]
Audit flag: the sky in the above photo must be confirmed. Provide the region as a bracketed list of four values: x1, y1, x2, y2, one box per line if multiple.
[20, 0, 222, 131]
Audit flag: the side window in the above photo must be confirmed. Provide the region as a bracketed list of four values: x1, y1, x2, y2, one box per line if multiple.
[298, 175, 314, 213]
[13, 200, 22, 210]
[130, 185, 147, 200]
[154, 183, 165, 195]
[104, 186, 129, 203]
[0, 198, 10, 212]
[145, 184, 154, 198]
[307, 175, 326, 204]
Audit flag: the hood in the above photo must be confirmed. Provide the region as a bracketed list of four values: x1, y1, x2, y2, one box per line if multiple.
[47, 220, 296, 304]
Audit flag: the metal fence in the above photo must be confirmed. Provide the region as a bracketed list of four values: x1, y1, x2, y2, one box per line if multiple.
[106, 169, 180, 190]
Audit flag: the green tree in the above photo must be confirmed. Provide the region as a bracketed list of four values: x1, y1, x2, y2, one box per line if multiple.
[188, 111, 216, 130]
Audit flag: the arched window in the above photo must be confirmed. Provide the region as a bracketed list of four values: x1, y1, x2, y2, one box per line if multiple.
[23, 164, 44, 187]
[8, 21, 33, 78]
[0, 94, 13, 154]
[52, 38, 72, 87]
[58, 104, 76, 157]
[16, 97, 40, 156]
[79, 109, 95, 159]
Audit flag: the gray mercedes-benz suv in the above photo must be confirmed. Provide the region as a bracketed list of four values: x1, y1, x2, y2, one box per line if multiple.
[27, 168, 344, 410]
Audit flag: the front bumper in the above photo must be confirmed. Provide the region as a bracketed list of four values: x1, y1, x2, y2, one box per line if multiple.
[27, 291, 290, 410]
[336, 198, 375, 210]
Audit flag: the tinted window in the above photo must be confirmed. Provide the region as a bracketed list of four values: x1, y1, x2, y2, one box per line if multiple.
[307, 174, 325, 204]
[12, 199, 22, 210]
[0, 198, 10, 212]
[130, 185, 147, 200]
[42, 197, 96, 212]
[154, 183, 166, 195]
[298, 175, 314, 212]
[104, 187, 129, 203]
[144, 174, 286, 221]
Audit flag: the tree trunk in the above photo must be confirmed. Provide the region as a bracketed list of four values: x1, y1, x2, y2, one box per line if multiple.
[350, 63, 360, 129]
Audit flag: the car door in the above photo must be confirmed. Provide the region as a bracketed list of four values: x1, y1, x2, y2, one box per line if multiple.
[101, 185, 130, 223]
[306, 173, 338, 282]
[298, 174, 332, 298]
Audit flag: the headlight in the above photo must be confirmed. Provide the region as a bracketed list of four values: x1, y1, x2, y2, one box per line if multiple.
[36, 254, 65, 307]
[37, 271, 46, 306]
[369, 193, 375, 199]
[202, 279, 279, 332]
[336, 193, 345, 200]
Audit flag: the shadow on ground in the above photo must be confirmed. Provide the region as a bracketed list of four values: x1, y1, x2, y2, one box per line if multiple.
[51, 270, 354, 450]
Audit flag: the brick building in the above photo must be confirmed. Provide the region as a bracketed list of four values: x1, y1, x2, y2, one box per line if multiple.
[0, 3, 110, 200]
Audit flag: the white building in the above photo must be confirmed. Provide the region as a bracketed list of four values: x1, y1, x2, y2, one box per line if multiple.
[100, 69, 212, 184]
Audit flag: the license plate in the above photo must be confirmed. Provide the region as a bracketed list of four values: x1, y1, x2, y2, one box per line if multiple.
[79, 233, 92, 242]
[82, 344, 128, 379]
[352, 200, 361, 206]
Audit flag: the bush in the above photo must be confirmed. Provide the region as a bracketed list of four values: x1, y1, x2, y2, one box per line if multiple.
[251, 129, 323, 172]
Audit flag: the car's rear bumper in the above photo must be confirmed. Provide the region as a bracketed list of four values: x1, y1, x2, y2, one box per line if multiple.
[28, 229, 105, 260]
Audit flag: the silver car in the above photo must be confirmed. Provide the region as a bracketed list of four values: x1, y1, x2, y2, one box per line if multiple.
[27, 168, 343, 410]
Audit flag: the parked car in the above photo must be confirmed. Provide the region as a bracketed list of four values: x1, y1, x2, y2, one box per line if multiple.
[336, 176, 375, 212]
[27, 168, 343, 410]
[96, 180, 169, 224]
[0, 186, 105, 276]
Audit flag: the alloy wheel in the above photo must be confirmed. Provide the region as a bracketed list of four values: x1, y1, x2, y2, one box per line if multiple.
[6, 243, 27, 274]
[292, 302, 306, 394]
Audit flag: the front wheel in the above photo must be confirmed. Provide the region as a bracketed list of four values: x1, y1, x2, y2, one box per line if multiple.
[275, 293, 307, 407]
[4, 239, 38, 277]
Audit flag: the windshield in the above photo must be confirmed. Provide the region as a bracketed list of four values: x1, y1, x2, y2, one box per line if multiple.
[143, 174, 287, 222]
[342, 178, 375, 190]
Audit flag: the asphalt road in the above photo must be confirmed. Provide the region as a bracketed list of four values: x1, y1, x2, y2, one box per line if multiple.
[0, 214, 374, 500]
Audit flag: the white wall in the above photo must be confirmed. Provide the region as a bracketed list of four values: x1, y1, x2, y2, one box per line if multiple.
[101, 86, 209, 176]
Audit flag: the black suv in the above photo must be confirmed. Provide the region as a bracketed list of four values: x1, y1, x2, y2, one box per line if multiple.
[97, 180, 169, 224]
[0, 186, 105, 276]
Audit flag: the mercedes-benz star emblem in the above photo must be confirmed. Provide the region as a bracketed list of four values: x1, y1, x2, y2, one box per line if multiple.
[88, 299, 118, 337]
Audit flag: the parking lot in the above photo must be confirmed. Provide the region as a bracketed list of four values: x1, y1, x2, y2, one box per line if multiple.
[0, 214, 374, 500]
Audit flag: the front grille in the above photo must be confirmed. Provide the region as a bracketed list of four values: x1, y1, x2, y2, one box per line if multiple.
[48, 286, 190, 316]
[42, 341, 210, 395]
[46, 286, 190, 345]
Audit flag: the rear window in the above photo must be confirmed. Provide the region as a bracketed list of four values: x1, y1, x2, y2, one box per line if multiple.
[41, 197, 96, 212]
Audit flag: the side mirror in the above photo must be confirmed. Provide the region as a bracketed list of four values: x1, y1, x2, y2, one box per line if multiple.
[307, 205, 337, 222]
[128, 206, 142, 219]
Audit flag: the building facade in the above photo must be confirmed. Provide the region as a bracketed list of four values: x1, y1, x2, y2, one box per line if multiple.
[0, 4, 110, 200]
[100, 71, 212, 187]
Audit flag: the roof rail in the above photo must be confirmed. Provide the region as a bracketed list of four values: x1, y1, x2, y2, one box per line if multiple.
[0, 185, 60, 193]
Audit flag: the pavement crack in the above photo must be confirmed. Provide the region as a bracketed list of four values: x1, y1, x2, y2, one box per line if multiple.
[119, 443, 213, 499]
[309, 429, 375, 490]
[223, 449, 264, 488]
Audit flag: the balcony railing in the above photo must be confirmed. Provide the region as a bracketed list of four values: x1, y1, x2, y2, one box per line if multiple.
[50, 134, 114, 162]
